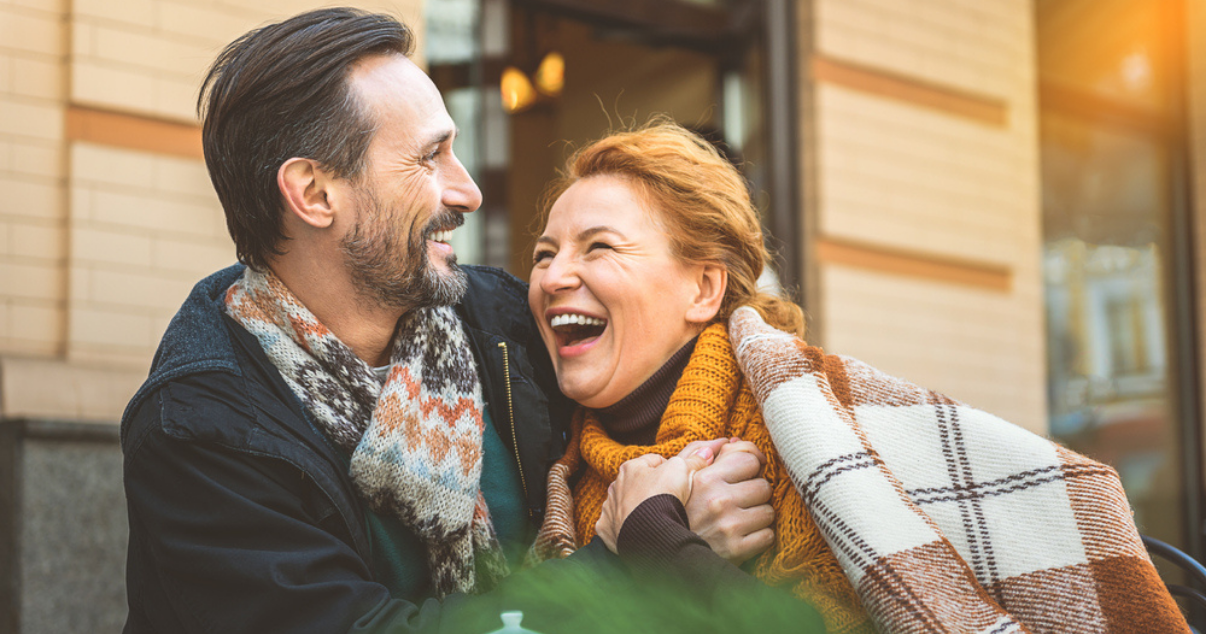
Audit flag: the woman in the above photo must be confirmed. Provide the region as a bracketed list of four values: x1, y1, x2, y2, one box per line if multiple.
[527, 121, 873, 634]
[528, 122, 1189, 634]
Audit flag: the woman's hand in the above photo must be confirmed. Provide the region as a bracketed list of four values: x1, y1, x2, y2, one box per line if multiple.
[595, 447, 716, 552]
[684, 440, 775, 565]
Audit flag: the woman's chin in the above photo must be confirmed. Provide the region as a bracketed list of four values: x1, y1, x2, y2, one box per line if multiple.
[557, 380, 619, 409]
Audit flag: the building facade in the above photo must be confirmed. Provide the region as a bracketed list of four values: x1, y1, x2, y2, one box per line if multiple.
[0, 0, 1201, 629]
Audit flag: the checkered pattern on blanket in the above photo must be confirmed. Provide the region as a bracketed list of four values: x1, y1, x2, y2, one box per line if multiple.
[729, 307, 1187, 634]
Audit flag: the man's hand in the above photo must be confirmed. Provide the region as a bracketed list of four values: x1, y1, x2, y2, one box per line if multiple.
[595, 447, 715, 552]
[684, 439, 775, 565]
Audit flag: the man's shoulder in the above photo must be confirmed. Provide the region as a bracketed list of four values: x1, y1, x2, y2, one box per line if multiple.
[123, 266, 247, 432]
[463, 264, 528, 302]
[123, 355, 321, 468]
[122, 368, 258, 457]
[458, 265, 536, 339]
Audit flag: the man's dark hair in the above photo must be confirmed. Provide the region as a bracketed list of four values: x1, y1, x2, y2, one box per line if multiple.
[198, 7, 414, 269]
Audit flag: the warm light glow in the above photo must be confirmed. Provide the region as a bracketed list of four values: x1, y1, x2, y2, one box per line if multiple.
[500, 66, 537, 113]
[1120, 51, 1151, 93]
[534, 51, 565, 97]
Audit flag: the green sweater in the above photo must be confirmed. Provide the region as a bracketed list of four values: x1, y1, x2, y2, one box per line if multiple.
[364, 405, 532, 598]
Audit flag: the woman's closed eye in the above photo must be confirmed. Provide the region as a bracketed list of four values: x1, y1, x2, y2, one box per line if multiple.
[588, 241, 613, 253]
[533, 248, 555, 264]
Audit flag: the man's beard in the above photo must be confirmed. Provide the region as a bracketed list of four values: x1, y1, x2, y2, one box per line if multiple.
[341, 191, 468, 311]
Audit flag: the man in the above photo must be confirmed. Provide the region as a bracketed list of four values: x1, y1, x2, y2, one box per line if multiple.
[121, 8, 808, 634]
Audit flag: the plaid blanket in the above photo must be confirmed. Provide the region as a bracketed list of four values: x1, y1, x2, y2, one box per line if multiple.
[728, 307, 1188, 633]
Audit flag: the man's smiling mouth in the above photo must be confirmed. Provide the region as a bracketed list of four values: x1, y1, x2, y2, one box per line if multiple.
[425, 211, 464, 245]
[550, 313, 607, 348]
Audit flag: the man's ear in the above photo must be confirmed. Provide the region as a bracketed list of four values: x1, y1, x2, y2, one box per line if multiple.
[278, 158, 337, 229]
[685, 263, 727, 324]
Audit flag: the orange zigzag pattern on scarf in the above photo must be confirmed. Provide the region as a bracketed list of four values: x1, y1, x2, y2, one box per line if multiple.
[558, 323, 873, 634]
[375, 366, 484, 477]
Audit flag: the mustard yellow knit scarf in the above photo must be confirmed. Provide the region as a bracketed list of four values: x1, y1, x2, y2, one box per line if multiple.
[535, 323, 872, 634]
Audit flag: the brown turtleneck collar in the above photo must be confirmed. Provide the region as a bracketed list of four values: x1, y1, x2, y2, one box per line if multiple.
[596, 337, 698, 445]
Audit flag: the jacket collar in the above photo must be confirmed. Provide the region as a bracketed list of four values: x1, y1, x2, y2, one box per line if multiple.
[122, 264, 247, 427]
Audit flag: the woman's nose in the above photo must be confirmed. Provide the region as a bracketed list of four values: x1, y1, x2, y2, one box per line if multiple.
[539, 254, 580, 294]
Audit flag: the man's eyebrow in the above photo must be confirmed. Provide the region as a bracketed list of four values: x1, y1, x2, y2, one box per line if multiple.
[424, 127, 457, 148]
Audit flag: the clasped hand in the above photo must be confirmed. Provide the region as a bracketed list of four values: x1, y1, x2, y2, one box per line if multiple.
[594, 438, 775, 565]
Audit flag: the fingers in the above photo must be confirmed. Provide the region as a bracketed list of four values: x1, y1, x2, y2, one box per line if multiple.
[636, 453, 667, 468]
[611, 452, 699, 515]
[699, 449, 763, 485]
[679, 447, 714, 474]
[676, 438, 728, 462]
[686, 499, 777, 565]
[734, 527, 776, 561]
[713, 504, 775, 540]
[725, 478, 774, 509]
[662, 453, 709, 502]
[615, 453, 666, 481]
[716, 439, 766, 465]
[740, 502, 776, 532]
[595, 508, 618, 553]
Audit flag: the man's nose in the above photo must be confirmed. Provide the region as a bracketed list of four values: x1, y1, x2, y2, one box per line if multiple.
[443, 154, 482, 214]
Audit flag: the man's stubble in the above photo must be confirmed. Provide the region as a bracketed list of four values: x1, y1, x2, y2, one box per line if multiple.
[341, 185, 468, 312]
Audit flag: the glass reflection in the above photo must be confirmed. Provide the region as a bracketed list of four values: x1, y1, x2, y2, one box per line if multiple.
[1037, 0, 1185, 550]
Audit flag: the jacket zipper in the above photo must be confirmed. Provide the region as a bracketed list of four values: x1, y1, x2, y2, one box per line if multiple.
[497, 341, 530, 515]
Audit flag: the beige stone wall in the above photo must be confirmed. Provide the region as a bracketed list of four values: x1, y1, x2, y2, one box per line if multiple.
[66, 143, 228, 367]
[0, 0, 68, 358]
[0, 0, 423, 421]
[70, 0, 425, 123]
[807, 0, 1048, 432]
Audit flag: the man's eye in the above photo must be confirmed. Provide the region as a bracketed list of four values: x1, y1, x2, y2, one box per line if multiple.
[422, 148, 441, 163]
[588, 242, 612, 251]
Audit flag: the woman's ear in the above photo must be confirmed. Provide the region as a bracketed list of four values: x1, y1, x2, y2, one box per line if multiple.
[278, 158, 337, 229]
[685, 263, 727, 324]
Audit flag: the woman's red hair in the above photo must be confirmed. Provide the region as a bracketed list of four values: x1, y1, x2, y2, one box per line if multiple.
[540, 120, 804, 337]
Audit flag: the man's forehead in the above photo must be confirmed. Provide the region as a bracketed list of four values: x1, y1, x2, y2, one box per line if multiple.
[349, 54, 452, 143]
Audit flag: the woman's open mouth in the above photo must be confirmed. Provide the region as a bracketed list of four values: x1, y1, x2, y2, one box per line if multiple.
[550, 313, 608, 350]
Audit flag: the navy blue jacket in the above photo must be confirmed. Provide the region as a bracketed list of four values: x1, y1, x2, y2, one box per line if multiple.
[119, 264, 627, 633]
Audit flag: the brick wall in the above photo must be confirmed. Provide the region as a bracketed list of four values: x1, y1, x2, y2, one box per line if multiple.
[68, 0, 425, 122]
[0, 0, 68, 358]
[66, 142, 228, 366]
[807, 0, 1047, 432]
[0, 0, 423, 420]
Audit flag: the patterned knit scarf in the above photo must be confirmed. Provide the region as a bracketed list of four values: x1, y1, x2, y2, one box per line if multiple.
[224, 267, 507, 598]
[533, 323, 874, 634]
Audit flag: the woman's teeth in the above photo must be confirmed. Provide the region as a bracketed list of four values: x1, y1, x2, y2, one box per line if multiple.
[430, 230, 453, 243]
[550, 314, 605, 328]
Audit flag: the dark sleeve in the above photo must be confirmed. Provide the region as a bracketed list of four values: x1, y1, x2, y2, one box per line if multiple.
[615, 494, 830, 633]
[123, 397, 635, 634]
